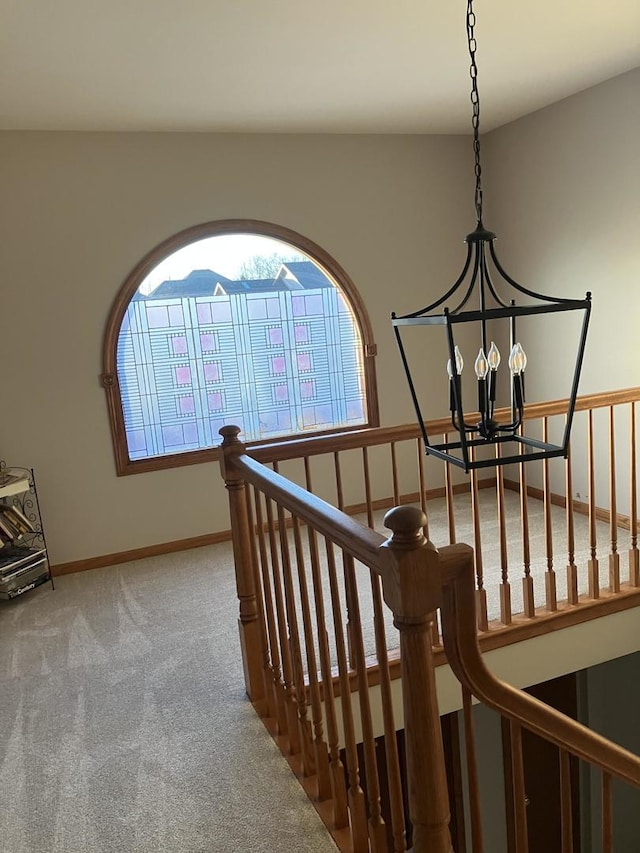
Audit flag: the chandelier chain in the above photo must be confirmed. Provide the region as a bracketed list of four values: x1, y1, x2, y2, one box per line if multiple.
[466, 0, 483, 224]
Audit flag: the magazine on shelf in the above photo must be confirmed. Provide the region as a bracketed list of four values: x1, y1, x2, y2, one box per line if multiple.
[0, 566, 50, 599]
[0, 545, 47, 575]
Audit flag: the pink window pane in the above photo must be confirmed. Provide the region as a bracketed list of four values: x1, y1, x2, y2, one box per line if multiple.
[294, 324, 309, 343]
[300, 380, 315, 399]
[200, 332, 217, 352]
[292, 296, 305, 317]
[204, 362, 220, 382]
[147, 306, 169, 328]
[197, 303, 213, 324]
[208, 392, 223, 412]
[268, 327, 283, 346]
[274, 384, 289, 402]
[171, 336, 188, 355]
[271, 356, 286, 375]
[175, 366, 191, 385]
[297, 352, 311, 372]
[179, 396, 195, 414]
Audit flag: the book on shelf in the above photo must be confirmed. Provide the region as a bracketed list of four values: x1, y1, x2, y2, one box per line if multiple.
[1, 504, 35, 535]
[0, 514, 20, 544]
[0, 471, 30, 499]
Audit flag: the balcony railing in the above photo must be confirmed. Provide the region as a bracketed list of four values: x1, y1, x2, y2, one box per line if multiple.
[219, 387, 640, 851]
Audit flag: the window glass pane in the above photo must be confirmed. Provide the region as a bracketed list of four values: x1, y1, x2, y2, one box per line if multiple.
[116, 231, 368, 459]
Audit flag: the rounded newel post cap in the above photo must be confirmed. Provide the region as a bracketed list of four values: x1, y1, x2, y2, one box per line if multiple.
[384, 505, 427, 545]
[219, 425, 243, 445]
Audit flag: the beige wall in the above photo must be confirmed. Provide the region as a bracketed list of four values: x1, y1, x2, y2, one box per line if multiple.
[484, 68, 640, 399]
[0, 132, 470, 563]
[484, 68, 640, 504]
[2, 69, 637, 565]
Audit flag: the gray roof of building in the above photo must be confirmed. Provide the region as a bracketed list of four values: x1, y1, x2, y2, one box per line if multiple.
[142, 260, 331, 300]
[278, 261, 330, 289]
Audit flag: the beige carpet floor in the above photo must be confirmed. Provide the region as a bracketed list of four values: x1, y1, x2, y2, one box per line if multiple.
[0, 490, 626, 852]
[0, 545, 339, 853]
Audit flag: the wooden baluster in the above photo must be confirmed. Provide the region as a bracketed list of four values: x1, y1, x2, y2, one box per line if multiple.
[371, 569, 407, 852]
[304, 449, 348, 822]
[291, 516, 331, 798]
[417, 437, 430, 540]
[334, 451, 345, 512]
[264, 492, 300, 753]
[444, 434, 457, 545]
[309, 553, 349, 823]
[543, 417, 558, 612]
[462, 687, 485, 853]
[219, 426, 266, 713]
[277, 506, 315, 777]
[602, 772, 613, 853]
[510, 720, 529, 853]
[470, 445, 489, 631]
[565, 438, 579, 606]
[608, 406, 621, 592]
[333, 451, 357, 669]
[253, 489, 288, 735]
[362, 447, 375, 529]
[630, 402, 639, 585]
[380, 506, 453, 853]
[519, 439, 535, 618]
[361, 448, 405, 842]
[559, 750, 574, 853]
[343, 553, 387, 851]
[496, 445, 512, 626]
[325, 540, 369, 853]
[588, 410, 600, 598]
[245, 486, 276, 719]
[417, 439, 440, 646]
[391, 441, 400, 506]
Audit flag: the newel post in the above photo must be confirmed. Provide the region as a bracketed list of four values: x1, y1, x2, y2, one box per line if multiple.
[219, 425, 266, 710]
[379, 505, 453, 853]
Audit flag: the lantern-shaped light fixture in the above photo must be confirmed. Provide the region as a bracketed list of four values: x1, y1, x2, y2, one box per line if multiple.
[391, 0, 591, 472]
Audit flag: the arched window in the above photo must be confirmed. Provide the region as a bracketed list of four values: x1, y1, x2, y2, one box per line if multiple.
[102, 220, 379, 474]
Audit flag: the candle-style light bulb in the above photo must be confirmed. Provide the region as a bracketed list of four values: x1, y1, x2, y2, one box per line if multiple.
[474, 348, 489, 380]
[509, 342, 527, 375]
[488, 341, 501, 371]
[446, 345, 464, 378]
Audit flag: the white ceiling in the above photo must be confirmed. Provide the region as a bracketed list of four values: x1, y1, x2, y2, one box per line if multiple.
[1, 1, 638, 134]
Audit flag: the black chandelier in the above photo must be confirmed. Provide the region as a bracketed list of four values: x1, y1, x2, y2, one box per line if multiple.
[391, 0, 591, 472]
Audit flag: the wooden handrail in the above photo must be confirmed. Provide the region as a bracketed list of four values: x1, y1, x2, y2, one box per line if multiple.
[439, 543, 640, 788]
[248, 386, 640, 463]
[227, 443, 385, 572]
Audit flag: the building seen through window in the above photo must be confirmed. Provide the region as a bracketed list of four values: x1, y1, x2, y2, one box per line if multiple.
[115, 235, 370, 462]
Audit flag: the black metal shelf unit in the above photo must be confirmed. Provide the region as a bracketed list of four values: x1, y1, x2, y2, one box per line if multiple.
[0, 463, 53, 600]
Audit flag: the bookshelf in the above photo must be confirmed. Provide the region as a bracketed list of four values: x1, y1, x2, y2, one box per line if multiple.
[0, 463, 52, 600]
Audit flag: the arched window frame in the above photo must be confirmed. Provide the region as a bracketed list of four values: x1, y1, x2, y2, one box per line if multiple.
[102, 219, 379, 475]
